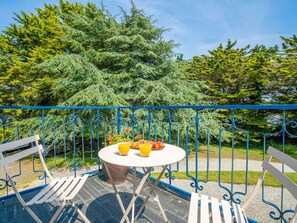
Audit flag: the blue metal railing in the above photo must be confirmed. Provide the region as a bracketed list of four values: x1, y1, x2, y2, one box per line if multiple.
[0, 105, 296, 223]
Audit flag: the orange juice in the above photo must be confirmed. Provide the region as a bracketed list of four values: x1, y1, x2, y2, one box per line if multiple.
[139, 143, 152, 157]
[118, 143, 130, 156]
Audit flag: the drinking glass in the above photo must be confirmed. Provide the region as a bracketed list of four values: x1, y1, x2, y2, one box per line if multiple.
[138, 140, 152, 157]
[118, 142, 130, 156]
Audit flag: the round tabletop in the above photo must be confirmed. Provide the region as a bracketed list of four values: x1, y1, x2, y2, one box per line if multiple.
[98, 144, 186, 168]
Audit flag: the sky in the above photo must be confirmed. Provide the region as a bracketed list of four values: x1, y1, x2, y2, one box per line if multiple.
[0, 0, 296, 59]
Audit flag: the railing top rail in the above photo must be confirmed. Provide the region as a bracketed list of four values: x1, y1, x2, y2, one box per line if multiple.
[119, 104, 297, 110]
[0, 105, 118, 110]
[0, 104, 297, 110]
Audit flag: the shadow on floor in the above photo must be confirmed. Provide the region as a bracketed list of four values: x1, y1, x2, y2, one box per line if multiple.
[0, 175, 189, 223]
[85, 192, 145, 222]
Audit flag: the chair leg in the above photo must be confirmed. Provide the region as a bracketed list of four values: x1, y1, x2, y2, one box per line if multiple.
[49, 200, 67, 223]
[69, 200, 91, 223]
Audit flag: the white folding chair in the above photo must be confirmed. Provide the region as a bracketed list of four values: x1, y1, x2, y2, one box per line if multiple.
[0, 135, 90, 223]
[188, 146, 297, 223]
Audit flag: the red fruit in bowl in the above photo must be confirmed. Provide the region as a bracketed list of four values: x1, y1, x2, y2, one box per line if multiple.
[157, 142, 164, 148]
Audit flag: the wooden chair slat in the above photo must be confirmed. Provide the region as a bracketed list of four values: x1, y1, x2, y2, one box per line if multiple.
[267, 146, 297, 172]
[263, 160, 297, 200]
[188, 192, 199, 223]
[0, 135, 39, 152]
[26, 178, 60, 205]
[59, 177, 83, 199]
[200, 195, 209, 223]
[35, 177, 69, 204]
[47, 177, 75, 202]
[221, 200, 232, 223]
[0, 145, 42, 167]
[67, 175, 89, 200]
[210, 197, 222, 223]
[232, 203, 246, 223]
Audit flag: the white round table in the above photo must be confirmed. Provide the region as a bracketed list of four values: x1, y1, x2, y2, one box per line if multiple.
[98, 143, 186, 167]
[98, 143, 186, 223]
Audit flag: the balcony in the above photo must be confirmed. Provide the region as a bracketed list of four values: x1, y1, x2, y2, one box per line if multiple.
[0, 105, 296, 223]
[0, 173, 192, 223]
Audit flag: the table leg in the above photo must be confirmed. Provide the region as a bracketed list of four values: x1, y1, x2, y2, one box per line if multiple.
[134, 165, 169, 223]
[119, 167, 152, 223]
[103, 162, 131, 223]
[131, 167, 137, 222]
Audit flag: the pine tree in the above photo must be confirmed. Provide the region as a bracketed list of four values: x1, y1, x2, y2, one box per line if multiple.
[1, 1, 222, 146]
[263, 35, 297, 104]
[37, 2, 208, 107]
[186, 40, 278, 105]
[35, 1, 220, 143]
[185, 40, 280, 142]
[0, 1, 83, 105]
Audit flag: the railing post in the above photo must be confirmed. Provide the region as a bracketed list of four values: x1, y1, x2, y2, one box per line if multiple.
[73, 110, 77, 177]
[0, 110, 5, 143]
[195, 109, 199, 192]
[41, 109, 47, 185]
[231, 109, 235, 201]
[148, 109, 151, 140]
[117, 107, 121, 134]
[281, 109, 286, 219]
[168, 109, 172, 144]
[131, 109, 135, 141]
[96, 110, 101, 153]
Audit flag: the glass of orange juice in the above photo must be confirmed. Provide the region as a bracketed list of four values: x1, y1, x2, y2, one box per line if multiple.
[118, 142, 130, 156]
[139, 141, 152, 157]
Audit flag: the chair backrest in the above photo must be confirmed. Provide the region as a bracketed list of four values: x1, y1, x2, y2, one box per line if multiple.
[0, 135, 53, 186]
[0, 135, 42, 168]
[264, 146, 297, 200]
[243, 146, 297, 223]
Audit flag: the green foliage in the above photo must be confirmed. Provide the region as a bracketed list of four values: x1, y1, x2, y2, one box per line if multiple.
[186, 40, 278, 105]
[0, 1, 86, 106]
[36, 2, 207, 108]
[185, 39, 295, 142]
[0, 4, 62, 105]
[185, 36, 296, 106]
[261, 35, 297, 104]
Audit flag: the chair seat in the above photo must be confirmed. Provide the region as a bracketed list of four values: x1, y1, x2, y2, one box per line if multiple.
[188, 193, 248, 223]
[26, 175, 88, 205]
[0, 135, 91, 222]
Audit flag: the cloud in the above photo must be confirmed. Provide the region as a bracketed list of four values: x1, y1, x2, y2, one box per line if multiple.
[190, 0, 232, 35]
[134, 0, 189, 36]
